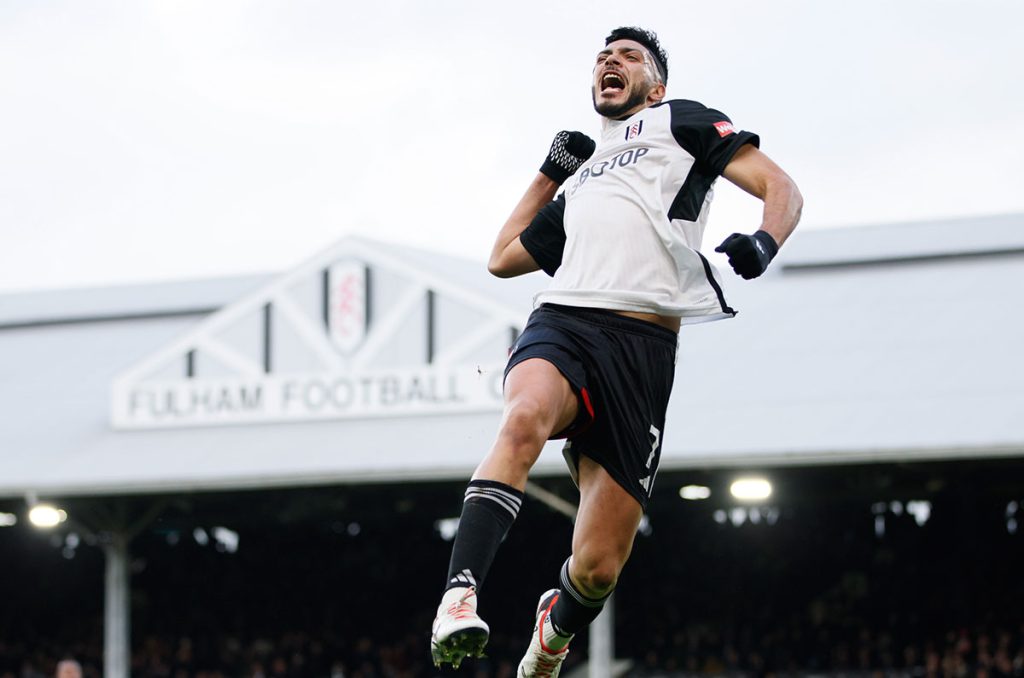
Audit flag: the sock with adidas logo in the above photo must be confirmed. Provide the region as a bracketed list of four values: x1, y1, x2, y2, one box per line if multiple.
[444, 479, 524, 593]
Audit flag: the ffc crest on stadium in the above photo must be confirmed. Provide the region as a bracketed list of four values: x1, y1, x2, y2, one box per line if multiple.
[327, 260, 368, 354]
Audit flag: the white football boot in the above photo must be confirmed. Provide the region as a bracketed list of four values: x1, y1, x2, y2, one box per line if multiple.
[517, 589, 571, 677]
[430, 586, 489, 669]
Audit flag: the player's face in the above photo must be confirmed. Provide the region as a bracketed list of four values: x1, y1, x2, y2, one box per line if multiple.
[592, 39, 664, 119]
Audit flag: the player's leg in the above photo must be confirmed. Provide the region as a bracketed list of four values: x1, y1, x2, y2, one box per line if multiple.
[443, 358, 578, 594]
[558, 455, 643, 620]
[431, 357, 579, 668]
[517, 456, 643, 676]
[473, 357, 580, 484]
[517, 308, 675, 676]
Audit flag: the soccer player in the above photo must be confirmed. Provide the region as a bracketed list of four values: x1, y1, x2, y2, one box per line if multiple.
[430, 26, 802, 676]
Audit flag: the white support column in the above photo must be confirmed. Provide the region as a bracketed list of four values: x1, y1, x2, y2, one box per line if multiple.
[103, 533, 130, 678]
[589, 592, 613, 678]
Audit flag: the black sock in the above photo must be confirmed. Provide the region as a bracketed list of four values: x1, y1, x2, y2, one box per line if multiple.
[549, 557, 612, 635]
[444, 479, 524, 593]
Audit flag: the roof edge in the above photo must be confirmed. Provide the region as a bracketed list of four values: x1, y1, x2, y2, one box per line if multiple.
[2, 444, 1020, 499]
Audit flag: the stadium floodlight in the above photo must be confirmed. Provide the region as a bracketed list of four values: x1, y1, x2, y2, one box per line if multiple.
[212, 527, 240, 553]
[906, 500, 932, 526]
[0, 512, 16, 527]
[679, 485, 711, 500]
[729, 477, 772, 502]
[28, 504, 67, 529]
[435, 517, 460, 541]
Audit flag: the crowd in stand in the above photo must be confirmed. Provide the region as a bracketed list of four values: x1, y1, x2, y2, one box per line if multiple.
[4, 624, 1024, 678]
[3, 472, 1022, 677]
[628, 625, 1024, 678]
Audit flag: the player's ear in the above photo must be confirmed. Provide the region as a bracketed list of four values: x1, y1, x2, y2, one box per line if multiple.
[647, 82, 666, 104]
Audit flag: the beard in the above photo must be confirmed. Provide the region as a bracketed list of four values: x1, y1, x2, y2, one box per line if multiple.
[592, 83, 650, 119]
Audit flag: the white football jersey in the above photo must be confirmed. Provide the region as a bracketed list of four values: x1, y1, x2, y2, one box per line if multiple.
[520, 99, 759, 324]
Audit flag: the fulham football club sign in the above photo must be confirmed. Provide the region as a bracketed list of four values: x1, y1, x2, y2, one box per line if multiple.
[110, 237, 524, 429]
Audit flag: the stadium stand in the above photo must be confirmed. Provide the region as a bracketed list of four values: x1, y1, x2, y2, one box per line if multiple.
[2, 461, 1022, 677]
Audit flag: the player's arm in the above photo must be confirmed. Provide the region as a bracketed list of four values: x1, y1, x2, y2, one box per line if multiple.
[722, 145, 803, 248]
[487, 131, 596, 279]
[716, 145, 803, 280]
[488, 174, 561, 278]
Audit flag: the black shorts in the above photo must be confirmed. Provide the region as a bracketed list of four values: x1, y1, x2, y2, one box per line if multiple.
[504, 304, 678, 509]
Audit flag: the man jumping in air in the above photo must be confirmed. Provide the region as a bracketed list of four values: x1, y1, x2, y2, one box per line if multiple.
[430, 26, 803, 677]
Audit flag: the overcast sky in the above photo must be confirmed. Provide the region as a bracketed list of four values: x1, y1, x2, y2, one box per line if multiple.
[1, 0, 1020, 293]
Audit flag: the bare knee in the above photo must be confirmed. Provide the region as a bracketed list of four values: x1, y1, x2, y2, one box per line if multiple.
[476, 360, 576, 484]
[495, 399, 555, 461]
[569, 552, 623, 598]
[474, 398, 563, 485]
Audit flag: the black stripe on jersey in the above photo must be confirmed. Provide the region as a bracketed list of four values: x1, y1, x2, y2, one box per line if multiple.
[662, 99, 760, 222]
[697, 251, 736, 317]
[667, 165, 716, 222]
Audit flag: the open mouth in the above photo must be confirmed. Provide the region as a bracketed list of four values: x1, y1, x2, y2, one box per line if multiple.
[600, 71, 626, 94]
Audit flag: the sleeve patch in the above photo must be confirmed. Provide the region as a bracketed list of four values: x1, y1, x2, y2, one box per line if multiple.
[713, 121, 736, 137]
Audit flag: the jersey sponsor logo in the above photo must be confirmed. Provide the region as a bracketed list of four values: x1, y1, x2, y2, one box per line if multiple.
[570, 147, 650, 194]
[624, 120, 644, 141]
[713, 121, 736, 137]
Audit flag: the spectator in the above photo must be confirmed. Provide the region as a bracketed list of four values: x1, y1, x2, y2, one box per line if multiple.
[54, 660, 81, 678]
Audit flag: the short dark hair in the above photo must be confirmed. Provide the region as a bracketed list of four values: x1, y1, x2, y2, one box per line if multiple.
[605, 27, 668, 84]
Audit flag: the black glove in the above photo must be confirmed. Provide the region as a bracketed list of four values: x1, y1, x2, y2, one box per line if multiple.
[539, 131, 596, 185]
[715, 230, 779, 279]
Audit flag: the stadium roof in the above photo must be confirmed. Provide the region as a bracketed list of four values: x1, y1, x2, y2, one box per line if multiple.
[1, 214, 1022, 499]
